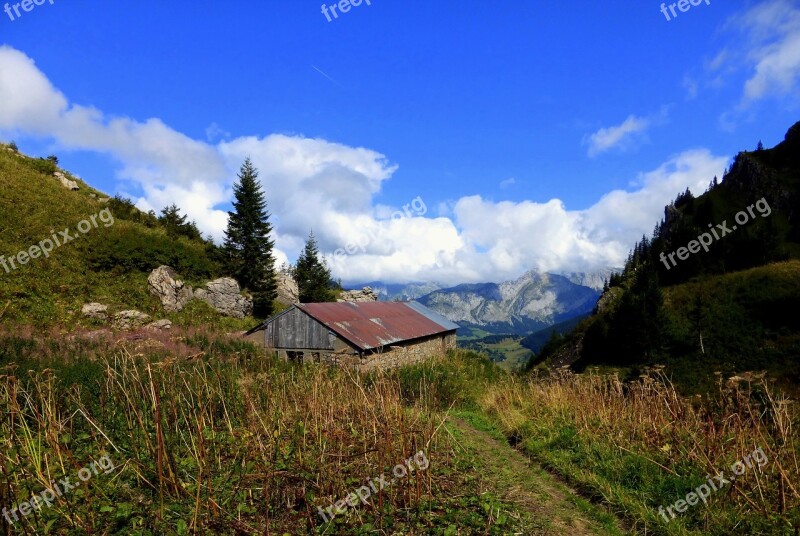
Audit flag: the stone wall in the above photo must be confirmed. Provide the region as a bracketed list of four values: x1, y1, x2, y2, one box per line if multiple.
[261, 332, 457, 371]
[352, 332, 457, 371]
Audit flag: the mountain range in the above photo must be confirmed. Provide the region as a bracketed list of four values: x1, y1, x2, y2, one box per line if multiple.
[352, 268, 616, 337]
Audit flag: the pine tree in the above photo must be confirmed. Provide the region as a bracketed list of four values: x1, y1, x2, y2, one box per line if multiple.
[159, 204, 202, 240]
[223, 158, 278, 317]
[159, 204, 188, 237]
[293, 231, 334, 303]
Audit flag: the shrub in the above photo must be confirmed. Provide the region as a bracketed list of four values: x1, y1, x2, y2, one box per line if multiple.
[29, 157, 57, 176]
[87, 225, 220, 279]
[107, 195, 159, 227]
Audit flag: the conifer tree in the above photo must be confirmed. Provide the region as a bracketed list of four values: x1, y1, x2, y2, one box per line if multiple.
[223, 158, 278, 316]
[293, 231, 334, 303]
[159, 204, 203, 240]
[159, 204, 188, 236]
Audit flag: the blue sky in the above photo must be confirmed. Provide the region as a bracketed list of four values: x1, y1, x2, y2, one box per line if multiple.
[1, 1, 798, 284]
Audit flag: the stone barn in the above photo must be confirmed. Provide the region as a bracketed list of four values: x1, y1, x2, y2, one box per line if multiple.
[244, 301, 459, 370]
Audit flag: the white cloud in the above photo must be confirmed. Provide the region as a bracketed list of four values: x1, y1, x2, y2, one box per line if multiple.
[0, 46, 397, 266]
[205, 122, 230, 142]
[0, 46, 231, 242]
[318, 148, 727, 285]
[585, 115, 652, 157]
[709, 0, 800, 115]
[0, 46, 728, 286]
[499, 177, 516, 189]
[740, 0, 800, 102]
[442, 149, 727, 281]
[585, 106, 671, 158]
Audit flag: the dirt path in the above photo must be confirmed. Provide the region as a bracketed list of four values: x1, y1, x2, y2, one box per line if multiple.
[446, 415, 626, 536]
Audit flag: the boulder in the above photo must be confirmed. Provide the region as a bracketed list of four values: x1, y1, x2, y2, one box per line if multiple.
[276, 272, 300, 305]
[54, 171, 79, 191]
[113, 310, 151, 330]
[148, 266, 193, 312]
[194, 278, 253, 318]
[82, 302, 109, 320]
[146, 319, 173, 331]
[337, 287, 379, 303]
[146, 266, 253, 318]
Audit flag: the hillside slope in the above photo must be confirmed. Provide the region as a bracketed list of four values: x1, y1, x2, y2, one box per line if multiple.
[0, 143, 242, 327]
[533, 121, 800, 394]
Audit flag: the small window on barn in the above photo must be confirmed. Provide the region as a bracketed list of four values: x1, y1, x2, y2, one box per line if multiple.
[287, 351, 304, 363]
[311, 352, 321, 363]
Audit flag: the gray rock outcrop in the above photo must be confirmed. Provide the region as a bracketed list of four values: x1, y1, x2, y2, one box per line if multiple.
[146, 319, 173, 331]
[146, 266, 253, 318]
[337, 287, 379, 303]
[54, 171, 79, 191]
[82, 302, 108, 320]
[113, 310, 151, 330]
[148, 266, 193, 312]
[276, 272, 300, 305]
[194, 278, 253, 318]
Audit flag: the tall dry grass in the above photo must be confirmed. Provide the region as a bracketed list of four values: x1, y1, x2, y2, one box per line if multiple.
[0, 346, 443, 534]
[480, 366, 799, 533]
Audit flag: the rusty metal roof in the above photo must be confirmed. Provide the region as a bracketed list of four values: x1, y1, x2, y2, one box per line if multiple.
[296, 301, 458, 351]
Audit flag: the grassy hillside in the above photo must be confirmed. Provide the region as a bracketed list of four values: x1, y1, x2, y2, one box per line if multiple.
[656, 261, 800, 391]
[521, 314, 589, 355]
[0, 143, 249, 329]
[546, 261, 800, 394]
[535, 121, 800, 394]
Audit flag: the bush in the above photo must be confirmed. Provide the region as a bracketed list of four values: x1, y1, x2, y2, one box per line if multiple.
[87, 225, 220, 279]
[29, 157, 57, 176]
[107, 195, 159, 227]
[8, 141, 18, 152]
